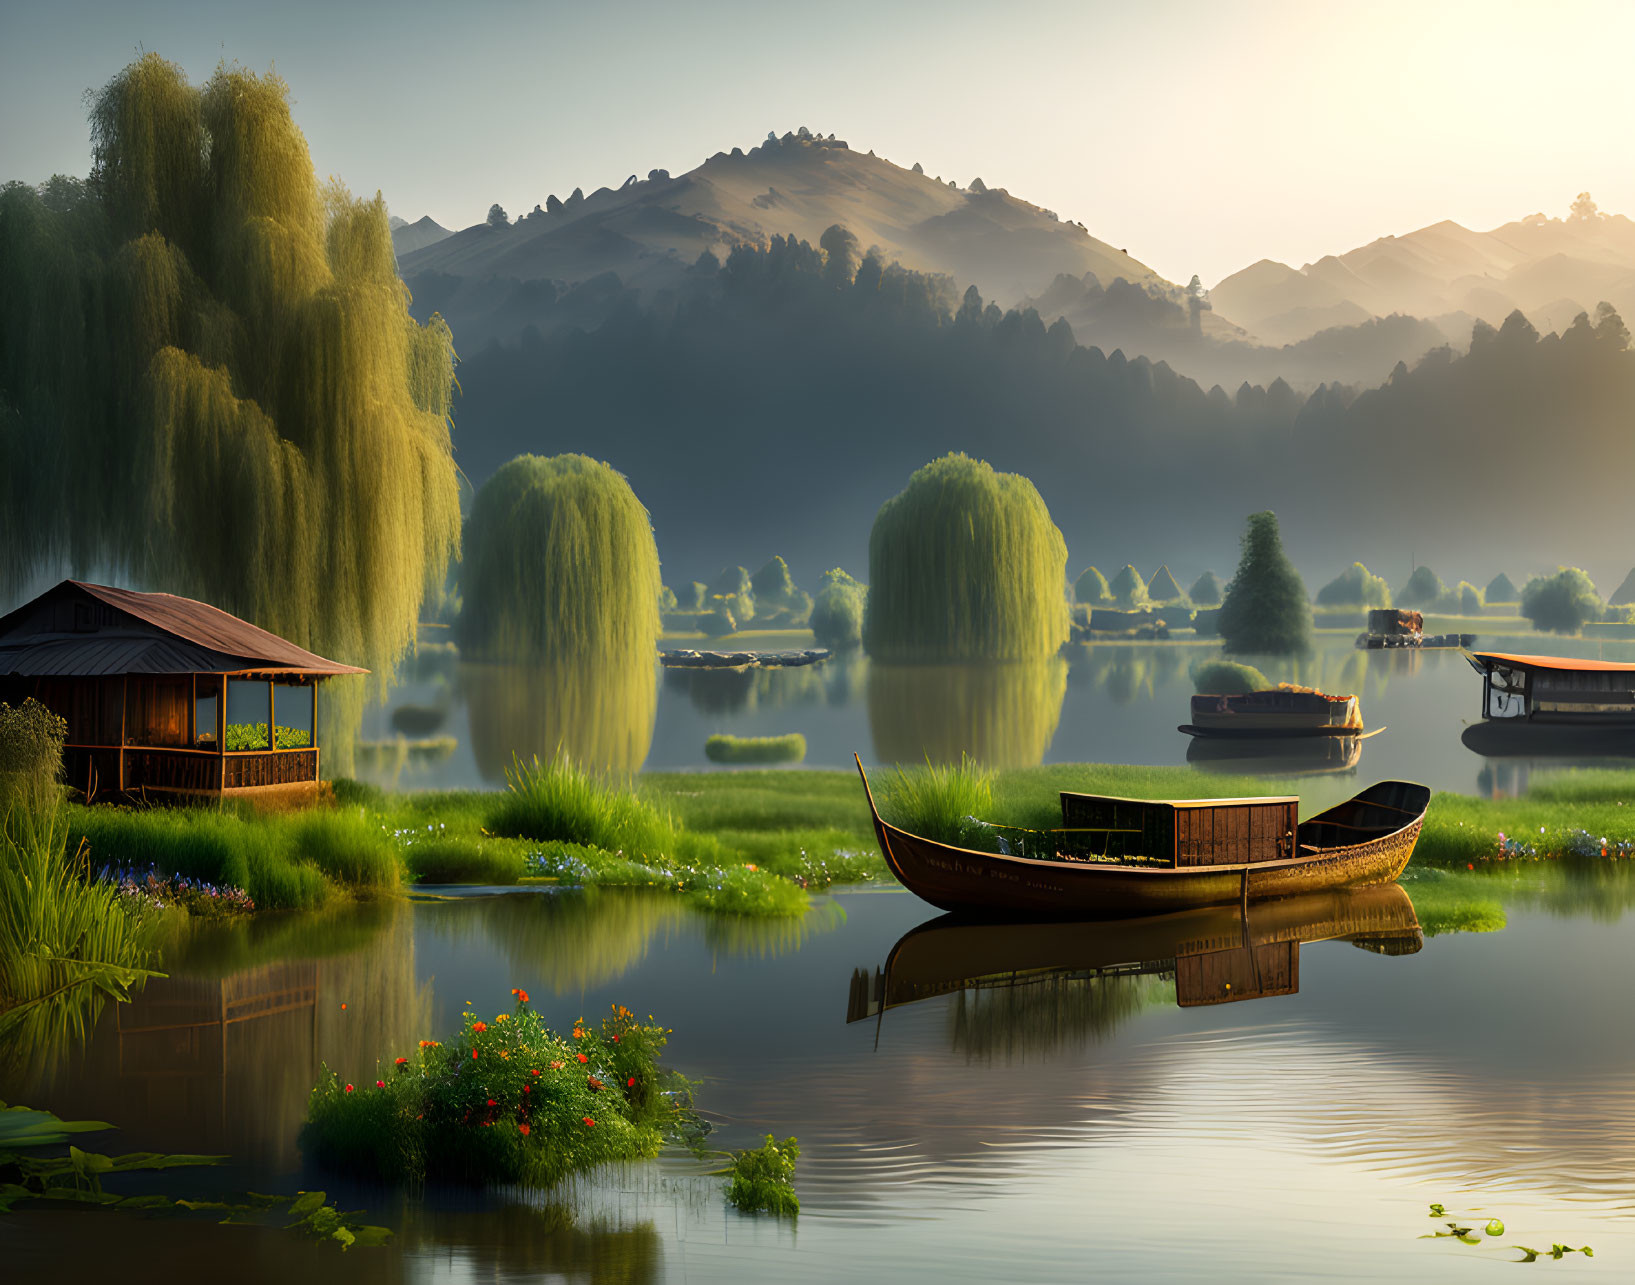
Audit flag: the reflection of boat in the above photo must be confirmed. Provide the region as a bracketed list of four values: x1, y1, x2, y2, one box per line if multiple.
[856, 755, 1429, 918]
[1186, 733, 1364, 776]
[846, 884, 1422, 1023]
[1181, 688, 1366, 738]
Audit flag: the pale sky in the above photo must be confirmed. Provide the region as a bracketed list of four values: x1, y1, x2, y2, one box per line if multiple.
[2, 0, 1631, 285]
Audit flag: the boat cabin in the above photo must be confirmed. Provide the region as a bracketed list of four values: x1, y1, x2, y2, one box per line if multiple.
[1465, 651, 1635, 724]
[0, 580, 367, 804]
[1059, 792, 1300, 866]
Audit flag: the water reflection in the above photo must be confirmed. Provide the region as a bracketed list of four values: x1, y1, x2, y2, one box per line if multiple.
[848, 885, 1422, 1057]
[868, 658, 1067, 767]
[664, 650, 866, 716]
[422, 888, 850, 997]
[398, 1198, 665, 1285]
[1, 901, 428, 1168]
[1185, 733, 1364, 777]
[461, 657, 657, 781]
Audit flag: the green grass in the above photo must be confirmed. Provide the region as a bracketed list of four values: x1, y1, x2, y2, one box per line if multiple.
[704, 733, 807, 765]
[489, 755, 676, 857]
[877, 758, 995, 847]
[723, 1134, 800, 1217]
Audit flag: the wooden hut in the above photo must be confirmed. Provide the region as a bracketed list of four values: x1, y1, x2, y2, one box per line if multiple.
[0, 580, 366, 804]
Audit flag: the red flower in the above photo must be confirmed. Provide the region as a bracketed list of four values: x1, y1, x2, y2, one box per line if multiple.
[519, 1123, 531, 1136]
[512, 988, 530, 1004]
[627, 1076, 636, 1087]
[523, 1085, 531, 1094]
[472, 1049, 479, 1060]
[345, 1084, 354, 1093]
[611, 1035, 618, 1042]
[472, 1021, 488, 1033]
[531, 1068, 541, 1077]
[395, 1056, 409, 1066]
[576, 1052, 589, 1064]
[487, 1098, 496, 1107]
[582, 1117, 596, 1127]
[375, 1080, 385, 1089]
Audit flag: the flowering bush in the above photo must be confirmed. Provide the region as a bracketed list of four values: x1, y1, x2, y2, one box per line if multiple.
[100, 863, 255, 917]
[301, 994, 689, 1186]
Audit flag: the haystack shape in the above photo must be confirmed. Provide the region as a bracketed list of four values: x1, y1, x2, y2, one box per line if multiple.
[865, 453, 1068, 662]
[1188, 571, 1223, 606]
[0, 580, 366, 804]
[1610, 568, 1635, 606]
[1147, 565, 1184, 604]
[1073, 566, 1111, 606]
[1485, 572, 1519, 604]
[1108, 565, 1149, 610]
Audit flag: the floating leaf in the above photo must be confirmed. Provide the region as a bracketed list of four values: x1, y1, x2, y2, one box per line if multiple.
[116, 1194, 176, 1210]
[287, 1190, 327, 1218]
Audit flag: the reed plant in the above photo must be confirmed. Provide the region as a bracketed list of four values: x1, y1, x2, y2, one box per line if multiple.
[489, 753, 674, 857]
[877, 756, 996, 846]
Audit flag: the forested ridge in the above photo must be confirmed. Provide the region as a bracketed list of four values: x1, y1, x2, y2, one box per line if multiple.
[426, 232, 1635, 586]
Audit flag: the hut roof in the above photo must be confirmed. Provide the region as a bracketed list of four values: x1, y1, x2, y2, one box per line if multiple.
[0, 581, 368, 678]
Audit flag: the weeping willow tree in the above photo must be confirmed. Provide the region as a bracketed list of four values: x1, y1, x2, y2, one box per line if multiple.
[0, 56, 461, 772]
[864, 454, 1069, 662]
[867, 658, 1068, 768]
[458, 453, 662, 666]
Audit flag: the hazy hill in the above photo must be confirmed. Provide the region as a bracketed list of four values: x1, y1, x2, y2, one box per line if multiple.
[398, 128, 1162, 313]
[1214, 199, 1635, 344]
[391, 214, 453, 256]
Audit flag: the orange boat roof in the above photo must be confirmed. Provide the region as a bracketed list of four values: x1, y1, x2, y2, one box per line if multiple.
[1467, 650, 1635, 674]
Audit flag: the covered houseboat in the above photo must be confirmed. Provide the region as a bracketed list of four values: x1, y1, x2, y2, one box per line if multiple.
[1461, 650, 1635, 755]
[0, 580, 367, 804]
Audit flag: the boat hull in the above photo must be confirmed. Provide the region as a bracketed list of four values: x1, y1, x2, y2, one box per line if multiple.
[856, 759, 1427, 919]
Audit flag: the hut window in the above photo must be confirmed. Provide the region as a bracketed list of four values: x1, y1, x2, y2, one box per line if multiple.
[272, 682, 314, 750]
[225, 680, 271, 751]
[195, 678, 220, 748]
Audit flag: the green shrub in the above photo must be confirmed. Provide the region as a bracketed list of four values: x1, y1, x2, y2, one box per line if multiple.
[1485, 572, 1518, 604]
[878, 757, 996, 847]
[1191, 659, 1271, 695]
[686, 582, 708, 611]
[724, 1135, 800, 1217]
[704, 734, 807, 765]
[1521, 567, 1602, 635]
[1147, 565, 1184, 604]
[1108, 564, 1149, 610]
[1455, 581, 1483, 615]
[1316, 562, 1390, 608]
[697, 606, 738, 638]
[1397, 565, 1445, 608]
[458, 454, 662, 664]
[301, 999, 682, 1187]
[1073, 566, 1111, 605]
[225, 722, 310, 751]
[750, 556, 798, 608]
[810, 573, 864, 648]
[1218, 511, 1312, 656]
[1187, 571, 1222, 606]
[0, 699, 67, 823]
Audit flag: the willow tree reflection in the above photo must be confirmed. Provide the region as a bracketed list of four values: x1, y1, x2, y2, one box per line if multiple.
[462, 657, 658, 782]
[867, 658, 1067, 767]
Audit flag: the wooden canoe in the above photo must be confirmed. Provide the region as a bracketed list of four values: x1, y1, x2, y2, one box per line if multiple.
[846, 883, 1422, 1024]
[855, 755, 1429, 918]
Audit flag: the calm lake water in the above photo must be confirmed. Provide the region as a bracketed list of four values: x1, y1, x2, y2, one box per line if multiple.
[363, 627, 1635, 802]
[8, 875, 1634, 1282]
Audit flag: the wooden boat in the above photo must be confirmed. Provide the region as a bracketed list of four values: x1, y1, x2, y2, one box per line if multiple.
[1465, 650, 1635, 727]
[846, 884, 1422, 1025]
[1181, 687, 1366, 738]
[855, 755, 1428, 918]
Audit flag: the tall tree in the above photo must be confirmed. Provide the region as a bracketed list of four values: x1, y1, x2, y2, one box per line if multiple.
[1218, 512, 1312, 655]
[0, 55, 460, 768]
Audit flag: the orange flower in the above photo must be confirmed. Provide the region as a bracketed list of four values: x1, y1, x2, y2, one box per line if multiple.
[472, 1021, 488, 1033]
[519, 1122, 531, 1136]
[587, 1076, 603, 1091]
[499, 1050, 510, 1060]
[573, 1028, 584, 1039]
[576, 1052, 589, 1064]
[512, 987, 530, 1004]
[340, 1003, 347, 1010]
[550, 1060, 565, 1070]
[395, 1057, 409, 1065]
[582, 1117, 596, 1127]
[495, 1014, 509, 1024]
